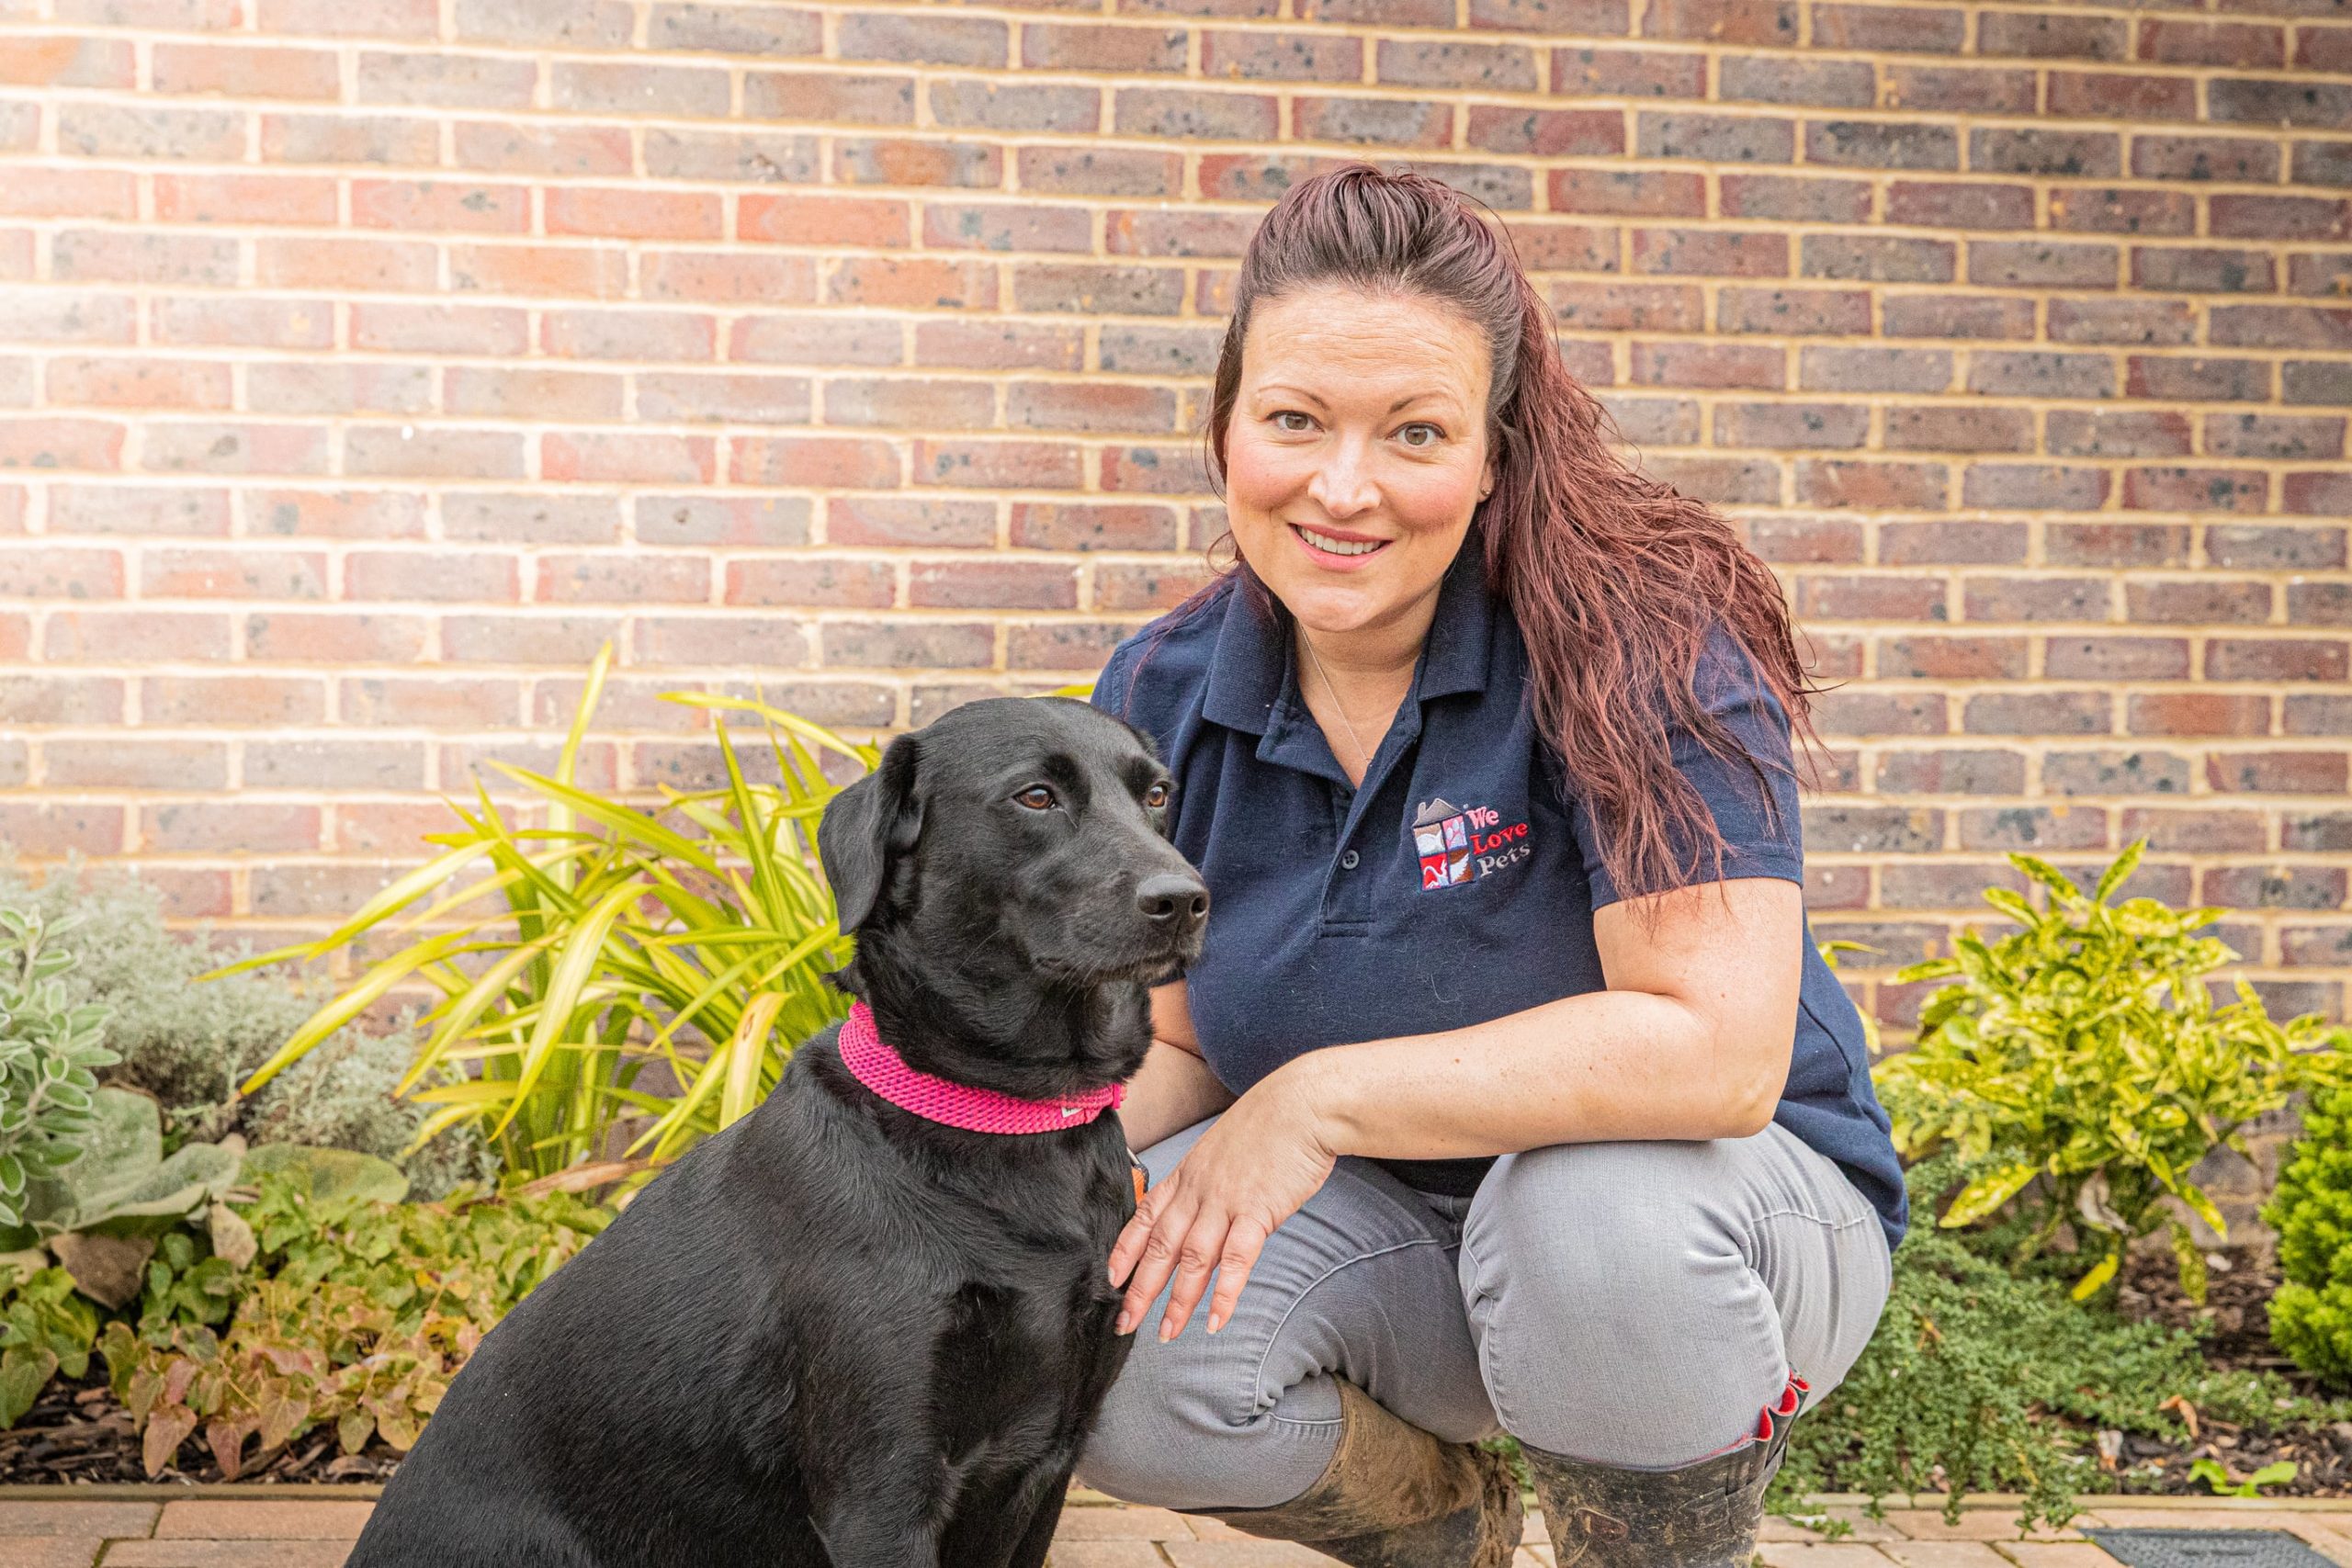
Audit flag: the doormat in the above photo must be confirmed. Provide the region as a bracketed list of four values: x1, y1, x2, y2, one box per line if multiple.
[2086, 1529, 2341, 1568]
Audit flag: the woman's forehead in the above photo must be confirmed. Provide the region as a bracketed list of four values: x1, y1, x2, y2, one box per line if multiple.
[1242, 288, 1491, 401]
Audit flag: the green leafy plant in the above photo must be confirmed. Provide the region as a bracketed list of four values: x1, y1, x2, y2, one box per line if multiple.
[1876, 842, 2348, 1302]
[101, 1177, 607, 1478]
[211, 644, 876, 1182]
[0, 909, 121, 1230]
[0, 1267, 96, 1428]
[2265, 1082, 2352, 1386]
[2188, 1459, 2298, 1497]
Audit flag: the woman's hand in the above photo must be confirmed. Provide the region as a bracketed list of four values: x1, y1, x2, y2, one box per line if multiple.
[1107, 1060, 1337, 1340]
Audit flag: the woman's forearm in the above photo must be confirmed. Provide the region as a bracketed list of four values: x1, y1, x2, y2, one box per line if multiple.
[1279, 986, 1785, 1165]
[1118, 1037, 1238, 1152]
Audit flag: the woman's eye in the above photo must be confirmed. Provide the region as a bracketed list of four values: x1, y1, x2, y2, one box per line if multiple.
[1398, 423, 1442, 447]
[1016, 786, 1056, 811]
[1272, 411, 1314, 434]
[1143, 783, 1170, 808]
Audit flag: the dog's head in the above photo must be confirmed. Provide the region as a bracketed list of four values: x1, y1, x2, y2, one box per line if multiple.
[818, 697, 1207, 998]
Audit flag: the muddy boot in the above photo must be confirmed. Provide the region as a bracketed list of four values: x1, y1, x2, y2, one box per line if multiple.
[1182, 1376, 1522, 1568]
[1522, 1391, 1801, 1568]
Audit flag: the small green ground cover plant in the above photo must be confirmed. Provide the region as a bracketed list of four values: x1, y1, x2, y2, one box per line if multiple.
[1876, 842, 2349, 1303]
[1765, 1155, 2348, 1533]
[2266, 1082, 2352, 1386]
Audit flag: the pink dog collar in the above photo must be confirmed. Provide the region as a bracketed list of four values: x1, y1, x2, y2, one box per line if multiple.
[837, 1000, 1125, 1134]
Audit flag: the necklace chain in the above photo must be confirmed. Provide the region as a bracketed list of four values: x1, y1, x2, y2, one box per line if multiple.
[1298, 628, 1375, 774]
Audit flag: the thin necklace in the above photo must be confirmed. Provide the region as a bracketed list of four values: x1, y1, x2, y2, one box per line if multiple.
[1298, 628, 1375, 775]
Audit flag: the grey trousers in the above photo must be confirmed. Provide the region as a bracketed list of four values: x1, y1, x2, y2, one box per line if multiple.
[1075, 1116, 1893, 1512]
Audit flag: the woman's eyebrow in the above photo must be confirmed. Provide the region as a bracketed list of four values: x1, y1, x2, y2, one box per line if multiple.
[1258, 383, 1458, 414]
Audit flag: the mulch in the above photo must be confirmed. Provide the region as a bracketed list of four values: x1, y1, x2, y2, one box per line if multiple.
[0, 1376, 399, 1486]
[2107, 1245, 2352, 1498]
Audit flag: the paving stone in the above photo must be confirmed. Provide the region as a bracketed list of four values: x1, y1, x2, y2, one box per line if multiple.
[1162, 1539, 1330, 1565]
[1883, 1540, 2016, 1568]
[1759, 1542, 1903, 1568]
[0, 1540, 103, 1568]
[104, 1546, 351, 1568]
[1772, 1510, 1906, 1544]
[1885, 1510, 2087, 1542]
[154, 1502, 372, 1540]
[1056, 1504, 1193, 1540]
[1046, 1545, 1166, 1568]
[0, 1505, 154, 1539]
[1997, 1543, 2117, 1568]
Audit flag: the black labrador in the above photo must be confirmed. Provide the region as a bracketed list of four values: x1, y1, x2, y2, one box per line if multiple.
[346, 696, 1207, 1568]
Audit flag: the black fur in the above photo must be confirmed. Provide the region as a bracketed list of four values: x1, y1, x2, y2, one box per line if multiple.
[347, 697, 1207, 1568]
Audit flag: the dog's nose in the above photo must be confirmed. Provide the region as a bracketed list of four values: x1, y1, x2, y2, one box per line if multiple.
[1136, 874, 1209, 932]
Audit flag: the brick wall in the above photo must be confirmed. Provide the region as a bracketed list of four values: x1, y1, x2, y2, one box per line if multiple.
[1, 0, 2350, 1037]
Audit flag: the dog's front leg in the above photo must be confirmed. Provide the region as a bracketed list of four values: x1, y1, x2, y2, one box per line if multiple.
[807, 1478, 944, 1568]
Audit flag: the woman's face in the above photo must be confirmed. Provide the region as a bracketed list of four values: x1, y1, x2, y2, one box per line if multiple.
[1222, 284, 1497, 648]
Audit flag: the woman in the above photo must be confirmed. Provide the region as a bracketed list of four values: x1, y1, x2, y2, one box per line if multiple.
[1072, 164, 1905, 1568]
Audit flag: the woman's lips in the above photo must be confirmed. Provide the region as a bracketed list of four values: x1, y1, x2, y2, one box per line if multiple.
[1288, 522, 1390, 570]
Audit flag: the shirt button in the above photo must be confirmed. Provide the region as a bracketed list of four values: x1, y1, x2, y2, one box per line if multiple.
[1340, 850, 1361, 870]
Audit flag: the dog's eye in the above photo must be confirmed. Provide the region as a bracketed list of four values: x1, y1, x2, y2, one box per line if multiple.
[1015, 786, 1056, 811]
[1143, 783, 1170, 809]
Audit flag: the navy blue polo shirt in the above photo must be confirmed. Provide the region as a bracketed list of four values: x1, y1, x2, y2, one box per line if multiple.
[1091, 549, 1907, 1253]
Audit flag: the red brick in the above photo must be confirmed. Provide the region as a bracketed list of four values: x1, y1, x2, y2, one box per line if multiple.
[1203, 29, 1362, 79]
[154, 173, 337, 226]
[547, 187, 722, 242]
[450, 243, 631, 299]
[2142, 18, 2284, 66]
[258, 110, 433, 164]
[726, 558, 894, 609]
[1883, 66, 2037, 116]
[0, 36, 132, 87]
[732, 436, 899, 490]
[152, 41, 339, 98]
[2049, 71, 2196, 121]
[1550, 168, 1705, 218]
[1549, 46, 1707, 96]
[1023, 24, 1187, 72]
[350, 178, 529, 234]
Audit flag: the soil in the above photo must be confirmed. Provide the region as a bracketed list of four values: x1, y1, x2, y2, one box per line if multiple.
[0, 1373, 399, 1486]
[2106, 1245, 2352, 1498]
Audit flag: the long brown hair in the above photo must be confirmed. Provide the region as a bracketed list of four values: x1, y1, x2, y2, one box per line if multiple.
[1195, 163, 1821, 902]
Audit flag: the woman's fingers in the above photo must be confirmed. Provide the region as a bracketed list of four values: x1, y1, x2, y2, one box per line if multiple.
[1114, 1184, 1198, 1334]
[1204, 1215, 1270, 1336]
[1106, 1175, 1169, 1291]
[1157, 1211, 1233, 1341]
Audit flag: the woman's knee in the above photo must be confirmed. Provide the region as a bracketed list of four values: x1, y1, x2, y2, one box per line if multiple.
[1459, 1140, 1788, 1463]
[1075, 1340, 1342, 1510]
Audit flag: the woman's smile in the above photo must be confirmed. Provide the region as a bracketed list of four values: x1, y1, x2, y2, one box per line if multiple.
[1287, 522, 1390, 567]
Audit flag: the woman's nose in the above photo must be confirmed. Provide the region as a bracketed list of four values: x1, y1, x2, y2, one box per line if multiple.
[1307, 439, 1379, 518]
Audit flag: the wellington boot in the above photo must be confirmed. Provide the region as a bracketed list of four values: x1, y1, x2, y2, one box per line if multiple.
[1522, 1422, 1791, 1568]
[1182, 1377, 1522, 1568]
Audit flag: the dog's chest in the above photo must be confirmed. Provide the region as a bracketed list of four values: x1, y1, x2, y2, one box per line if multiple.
[927, 1229, 1127, 1464]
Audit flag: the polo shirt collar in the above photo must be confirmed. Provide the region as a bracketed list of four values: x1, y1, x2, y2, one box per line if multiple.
[1199, 545, 1494, 739]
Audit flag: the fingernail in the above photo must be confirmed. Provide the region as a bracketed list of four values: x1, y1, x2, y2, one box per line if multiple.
[1206, 1315, 1221, 1335]
[1114, 1313, 1131, 1335]
[1159, 1322, 1175, 1342]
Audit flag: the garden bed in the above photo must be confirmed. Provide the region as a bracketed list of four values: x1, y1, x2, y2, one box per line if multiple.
[2112, 1247, 2352, 1499]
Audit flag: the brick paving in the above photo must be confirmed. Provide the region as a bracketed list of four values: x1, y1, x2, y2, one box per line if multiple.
[0, 1489, 2342, 1566]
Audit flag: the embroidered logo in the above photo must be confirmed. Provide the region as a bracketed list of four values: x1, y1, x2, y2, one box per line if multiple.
[1411, 797, 1532, 890]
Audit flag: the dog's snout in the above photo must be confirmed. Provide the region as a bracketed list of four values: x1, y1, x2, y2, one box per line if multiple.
[1136, 873, 1209, 933]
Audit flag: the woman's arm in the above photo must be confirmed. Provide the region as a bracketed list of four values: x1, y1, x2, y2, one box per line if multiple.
[1106, 875, 1805, 1339]
[1292, 875, 1804, 1158]
[1117, 980, 1239, 1153]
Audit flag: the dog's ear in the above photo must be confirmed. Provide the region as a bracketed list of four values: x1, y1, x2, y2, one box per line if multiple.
[818, 733, 922, 934]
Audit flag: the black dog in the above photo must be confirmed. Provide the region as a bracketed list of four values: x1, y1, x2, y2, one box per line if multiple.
[346, 696, 1207, 1568]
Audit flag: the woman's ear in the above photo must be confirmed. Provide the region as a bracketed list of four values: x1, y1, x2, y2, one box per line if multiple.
[817, 734, 923, 934]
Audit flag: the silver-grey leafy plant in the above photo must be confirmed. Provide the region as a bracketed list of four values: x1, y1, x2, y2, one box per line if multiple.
[0, 909, 120, 1228]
